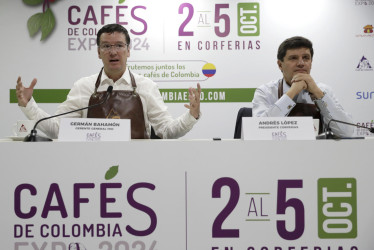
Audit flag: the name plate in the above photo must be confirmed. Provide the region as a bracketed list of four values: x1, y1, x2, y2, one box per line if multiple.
[58, 118, 131, 142]
[242, 117, 315, 140]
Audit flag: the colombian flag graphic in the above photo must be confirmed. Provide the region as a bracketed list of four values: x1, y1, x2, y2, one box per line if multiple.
[202, 63, 216, 77]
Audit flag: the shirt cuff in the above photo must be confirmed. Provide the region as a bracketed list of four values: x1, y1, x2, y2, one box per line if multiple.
[19, 97, 37, 119]
[187, 112, 202, 123]
[274, 95, 296, 116]
[314, 94, 328, 108]
[314, 93, 333, 117]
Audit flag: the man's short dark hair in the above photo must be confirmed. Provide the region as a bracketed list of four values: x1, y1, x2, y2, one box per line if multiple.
[277, 36, 313, 61]
[96, 23, 130, 46]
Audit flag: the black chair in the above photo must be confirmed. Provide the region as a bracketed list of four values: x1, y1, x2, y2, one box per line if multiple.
[234, 107, 252, 139]
[151, 126, 161, 139]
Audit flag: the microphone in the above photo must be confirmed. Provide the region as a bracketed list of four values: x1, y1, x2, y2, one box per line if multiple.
[23, 86, 113, 142]
[317, 118, 374, 139]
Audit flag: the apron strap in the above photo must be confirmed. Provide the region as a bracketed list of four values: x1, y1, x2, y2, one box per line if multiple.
[277, 79, 283, 99]
[93, 67, 104, 96]
[128, 70, 138, 95]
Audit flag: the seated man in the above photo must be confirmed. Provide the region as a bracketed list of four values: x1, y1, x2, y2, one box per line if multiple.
[252, 36, 353, 137]
[16, 24, 201, 139]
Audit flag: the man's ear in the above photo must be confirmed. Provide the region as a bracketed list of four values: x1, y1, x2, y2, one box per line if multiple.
[277, 60, 283, 72]
[98, 47, 102, 59]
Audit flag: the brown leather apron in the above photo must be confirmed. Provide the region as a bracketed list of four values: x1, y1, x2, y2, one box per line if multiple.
[278, 79, 323, 134]
[87, 68, 149, 139]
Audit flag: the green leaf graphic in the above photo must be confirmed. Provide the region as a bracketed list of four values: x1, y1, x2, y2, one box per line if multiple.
[119, 0, 126, 3]
[40, 8, 55, 41]
[23, 0, 43, 6]
[105, 165, 119, 180]
[27, 13, 43, 37]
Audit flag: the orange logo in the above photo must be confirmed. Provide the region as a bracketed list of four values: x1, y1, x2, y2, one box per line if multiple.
[364, 25, 373, 33]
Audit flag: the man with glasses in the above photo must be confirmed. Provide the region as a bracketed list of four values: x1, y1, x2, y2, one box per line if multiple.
[252, 36, 353, 137]
[16, 23, 201, 139]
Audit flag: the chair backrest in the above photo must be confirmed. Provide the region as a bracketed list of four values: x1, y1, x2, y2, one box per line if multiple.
[233, 107, 252, 139]
[151, 126, 161, 139]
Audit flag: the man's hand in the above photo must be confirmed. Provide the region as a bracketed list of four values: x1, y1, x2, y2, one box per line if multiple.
[286, 80, 307, 99]
[291, 73, 324, 99]
[16, 76, 37, 107]
[184, 83, 201, 119]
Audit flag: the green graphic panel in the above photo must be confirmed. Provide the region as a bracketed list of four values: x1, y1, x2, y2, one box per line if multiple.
[318, 178, 357, 239]
[237, 2, 260, 36]
[9, 89, 70, 103]
[10, 88, 256, 103]
[161, 88, 255, 103]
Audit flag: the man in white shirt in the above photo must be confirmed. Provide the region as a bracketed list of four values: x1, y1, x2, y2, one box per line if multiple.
[252, 36, 353, 137]
[16, 24, 201, 139]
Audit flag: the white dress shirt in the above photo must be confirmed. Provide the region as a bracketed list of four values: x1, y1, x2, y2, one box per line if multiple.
[252, 79, 354, 137]
[20, 68, 199, 139]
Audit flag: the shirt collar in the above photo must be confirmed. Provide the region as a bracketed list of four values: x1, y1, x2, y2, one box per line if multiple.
[282, 78, 290, 93]
[100, 67, 131, 86]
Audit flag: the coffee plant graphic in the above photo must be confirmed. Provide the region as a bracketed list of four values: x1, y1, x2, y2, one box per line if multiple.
[23, 0, 57, 41]
[105, 165, 119, 180]
[23, 0, 126, 41]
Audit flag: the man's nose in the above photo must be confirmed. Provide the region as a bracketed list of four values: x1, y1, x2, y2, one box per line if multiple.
[109, 48, 117, 54]
[297, 58, 305, 66]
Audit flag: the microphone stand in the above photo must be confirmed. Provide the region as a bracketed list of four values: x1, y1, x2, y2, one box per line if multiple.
[316, 119, 374, 140]
[23, 86, 113, 142]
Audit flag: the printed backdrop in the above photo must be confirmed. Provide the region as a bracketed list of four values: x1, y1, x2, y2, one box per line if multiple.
[2, 140, 374, 249]
[0, 0, 373, 139]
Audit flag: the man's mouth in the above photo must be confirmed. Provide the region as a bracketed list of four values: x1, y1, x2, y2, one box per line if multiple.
[110, 59, 119, 63]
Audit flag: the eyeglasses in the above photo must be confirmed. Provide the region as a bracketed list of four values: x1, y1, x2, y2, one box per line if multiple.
[99, 43, 128, 52]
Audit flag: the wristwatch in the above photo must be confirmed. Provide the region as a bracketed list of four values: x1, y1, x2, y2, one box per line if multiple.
[312, 91, 326, 101]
